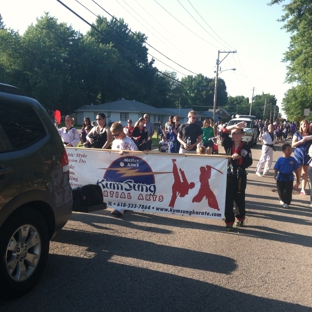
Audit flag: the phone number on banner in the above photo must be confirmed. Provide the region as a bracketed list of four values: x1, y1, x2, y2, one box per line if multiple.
[107, 201, 222, 218]
[108, 202, 152, 210]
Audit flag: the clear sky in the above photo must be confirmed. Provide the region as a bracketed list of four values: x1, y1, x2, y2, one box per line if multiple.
[1, 0, 290, 116]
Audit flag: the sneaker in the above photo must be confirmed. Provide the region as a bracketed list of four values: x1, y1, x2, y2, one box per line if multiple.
[256, 172, 262, 177]
[309, 203, 312, 207]
[111, 209, 123, 218]
[283, 203, 289, 208]
[300, 190, 307, 195]
[226, 225, 233, 231]
[279, 200, 284, 205]
[236, 220, 244, 227]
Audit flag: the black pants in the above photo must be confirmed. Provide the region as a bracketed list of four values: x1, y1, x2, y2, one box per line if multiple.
[225, 174, 247, 225]
[276, 180, 293, 205]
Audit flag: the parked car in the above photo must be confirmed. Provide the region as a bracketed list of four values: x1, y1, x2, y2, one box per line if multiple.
[0, 83, 74, 297]
[227, 117, 258, 146]
[234, 114, 257, 119]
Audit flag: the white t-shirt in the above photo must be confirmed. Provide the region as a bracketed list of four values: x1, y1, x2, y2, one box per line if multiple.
[57, 127, 80, 147]
[112, 136, 138, 151]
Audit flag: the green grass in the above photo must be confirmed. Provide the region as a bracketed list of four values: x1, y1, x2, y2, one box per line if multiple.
[152, 132, 162, 147]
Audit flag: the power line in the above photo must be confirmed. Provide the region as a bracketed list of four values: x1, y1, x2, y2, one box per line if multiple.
[177, 0, 228, 49]
[118, 0, 193, 62]
[154, 0, 220, 49]
[91, 0, 198, 75]
[132, 0, 195, 60]
[187, 0, 236, 51]
[75, 0, 188, 75]
[57, 0, 209, 92]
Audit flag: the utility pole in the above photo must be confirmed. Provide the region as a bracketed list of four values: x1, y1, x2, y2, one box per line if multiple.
[269, 103, 273, 122]
[249, 87, 255, 115]
[263, 99, 266, 120]
[213, 50, 237, 122]
[273, 105, 276, 121]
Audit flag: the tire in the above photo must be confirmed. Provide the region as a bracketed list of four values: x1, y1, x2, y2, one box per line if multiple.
[0, 208, 49, 297]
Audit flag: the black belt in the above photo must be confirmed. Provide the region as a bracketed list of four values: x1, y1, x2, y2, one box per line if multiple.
[264, 144, 275, 151]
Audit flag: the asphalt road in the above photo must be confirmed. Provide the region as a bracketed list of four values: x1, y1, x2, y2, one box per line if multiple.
[1, 142, 312, 312]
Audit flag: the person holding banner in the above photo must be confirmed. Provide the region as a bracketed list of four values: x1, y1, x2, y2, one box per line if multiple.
[124, 119, 134, 138]
[110, 122, 138, 218]
[56, 115, 80, 147]
[177, 110, 202, 154]
[143, 114, 154, 152]
[80, 117, 91, 144]
[86, 113, 112, 149]
[166, 115, 181, 153]
[201, 119, 215, 155]
[223, 122, 253, 231]
[132, 117, 148, 151]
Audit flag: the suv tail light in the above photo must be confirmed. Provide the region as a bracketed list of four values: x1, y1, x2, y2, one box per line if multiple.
[61, 149, 69, 172]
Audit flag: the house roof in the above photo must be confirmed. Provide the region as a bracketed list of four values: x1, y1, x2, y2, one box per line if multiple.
[75, 99, 163, 115]
[217, 108, 231, 115]
[160, 108, 213, 118]
[75, 99, 214, 119]
[208, 108, 231, 115]
[160, 108, 193, 116]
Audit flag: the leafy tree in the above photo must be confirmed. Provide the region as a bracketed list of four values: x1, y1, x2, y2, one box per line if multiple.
[89, 16, 148, 66]
[87, 16, 156, 103]
[226, 94, 278, 120]
[227, 96, 250, 115]
[249, 94, 277, 120]
[269, 0, 312, 118]
[20, 13, 82, 112]
[65, 35, 120, 109]
[214, 77, 228, 108]
[178, 74, 226, 110]
[162, 71, 184, 108]
[0, 29, 23, 85]
[283, 85, 312, 121]
[0, 14, 5, 29]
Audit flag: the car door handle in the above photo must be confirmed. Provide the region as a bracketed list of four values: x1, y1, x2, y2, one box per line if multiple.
[0, 167, 13, 176]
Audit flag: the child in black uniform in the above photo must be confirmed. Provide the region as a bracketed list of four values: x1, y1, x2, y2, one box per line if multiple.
[223, 122, 253, 230]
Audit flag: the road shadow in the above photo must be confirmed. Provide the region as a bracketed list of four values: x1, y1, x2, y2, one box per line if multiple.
[68, 197, 312, 249]
[1, 232, 311, 312]
[52, 226, 236, 274]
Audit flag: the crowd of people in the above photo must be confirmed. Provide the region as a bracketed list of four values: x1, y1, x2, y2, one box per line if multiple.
[255, 119, 312, 209]
[55, 112, 312, 229]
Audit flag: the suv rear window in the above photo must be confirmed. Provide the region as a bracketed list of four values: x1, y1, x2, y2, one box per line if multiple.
[0, 99, 46, 152]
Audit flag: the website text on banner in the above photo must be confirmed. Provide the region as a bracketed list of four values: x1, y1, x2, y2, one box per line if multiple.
[66, 148, 227, 220]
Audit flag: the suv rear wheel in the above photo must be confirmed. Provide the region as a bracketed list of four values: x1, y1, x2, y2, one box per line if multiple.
[0, 208, 49, 296]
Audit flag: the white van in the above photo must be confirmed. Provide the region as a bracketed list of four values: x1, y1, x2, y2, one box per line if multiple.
[227, 117, 258, 146]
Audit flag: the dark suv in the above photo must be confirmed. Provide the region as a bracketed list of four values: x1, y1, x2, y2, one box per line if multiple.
[0, 83, 73, 296]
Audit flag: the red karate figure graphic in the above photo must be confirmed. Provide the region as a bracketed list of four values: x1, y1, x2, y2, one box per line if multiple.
[192, 165, 220, 210]
[169, 159, 195, 208]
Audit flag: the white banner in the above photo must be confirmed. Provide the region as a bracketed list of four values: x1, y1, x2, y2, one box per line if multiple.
[66, 148, 227, 219]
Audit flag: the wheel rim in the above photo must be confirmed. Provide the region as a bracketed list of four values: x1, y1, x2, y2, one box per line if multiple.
[5, 224, 41, 282]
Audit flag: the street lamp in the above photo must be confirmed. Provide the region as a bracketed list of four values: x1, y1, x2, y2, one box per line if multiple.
[215, 68, 236, 74]
[212, 50, 237, 122]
